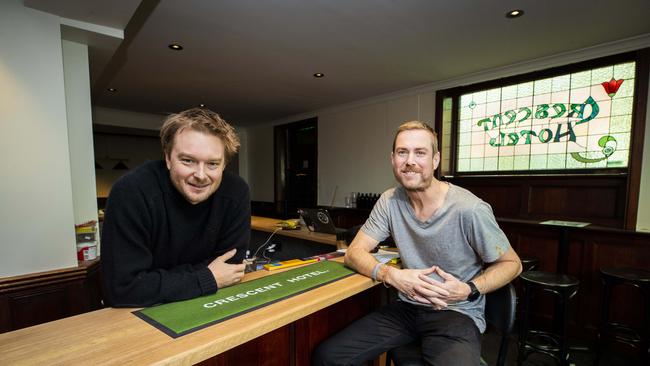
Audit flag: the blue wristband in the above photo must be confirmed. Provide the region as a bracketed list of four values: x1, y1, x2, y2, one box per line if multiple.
[371, 262, 383, 281]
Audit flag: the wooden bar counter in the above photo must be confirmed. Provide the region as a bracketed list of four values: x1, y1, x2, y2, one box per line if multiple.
[0, 258, 379, 365]
[251, 215, 338, 246]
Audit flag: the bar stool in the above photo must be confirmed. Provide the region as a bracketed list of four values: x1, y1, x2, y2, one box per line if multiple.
[594, 267, 650, 365]
[521, 256, 540, 272]
[517, 271, 580, 366]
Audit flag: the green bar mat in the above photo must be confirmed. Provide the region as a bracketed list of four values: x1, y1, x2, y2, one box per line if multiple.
[133, 260, 355, 338]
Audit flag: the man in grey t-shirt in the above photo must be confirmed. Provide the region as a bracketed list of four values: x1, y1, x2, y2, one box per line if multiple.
[313, 121, 522, 366]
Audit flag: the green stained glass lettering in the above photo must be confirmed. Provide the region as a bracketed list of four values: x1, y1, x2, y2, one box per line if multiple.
[504, 110, 517, 126]
[550, 104, 567, 118]
[535, 104, 550, 119]
[517, 107, 532, 123]
[539, 129, 553, 143]
[575, 96, 599, 125]
[554, 122, 576, 143]
[520, 130, 537, 144]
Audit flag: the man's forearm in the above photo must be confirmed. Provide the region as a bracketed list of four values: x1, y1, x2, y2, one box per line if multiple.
[344, 245, 380, 278]
[472, 258, 522, 294]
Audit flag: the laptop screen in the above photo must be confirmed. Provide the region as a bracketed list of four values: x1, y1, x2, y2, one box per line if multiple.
[298, 208, 339, 234]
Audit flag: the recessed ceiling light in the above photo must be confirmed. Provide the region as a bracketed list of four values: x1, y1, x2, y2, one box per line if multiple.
[199, 103, 205, 107]
[107, 88, 117, 92]
[313, 73, 324, 78]
[506, 9, 524, 18]
[168, 43, 183, 50]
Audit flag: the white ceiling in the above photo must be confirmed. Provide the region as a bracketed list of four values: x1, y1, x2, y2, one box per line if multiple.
[26, 0, 650, 126]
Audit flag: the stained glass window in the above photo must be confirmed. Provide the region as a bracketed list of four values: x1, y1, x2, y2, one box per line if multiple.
[454, 61, 635, 173]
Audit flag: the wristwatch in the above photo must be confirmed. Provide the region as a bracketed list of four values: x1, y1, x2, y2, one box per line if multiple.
[466, 281, 480, 301]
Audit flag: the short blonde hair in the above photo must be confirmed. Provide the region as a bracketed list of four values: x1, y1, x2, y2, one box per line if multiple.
[392, 121, 438, 154]
[160, 108, 240, 163]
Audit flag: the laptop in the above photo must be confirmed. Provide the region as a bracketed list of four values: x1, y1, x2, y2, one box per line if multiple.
[298, 208, 346, 235]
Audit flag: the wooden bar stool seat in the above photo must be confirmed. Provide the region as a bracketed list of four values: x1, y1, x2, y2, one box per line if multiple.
[517, 271, 579, 366]
[595, 267, 650, 365]
[520, 256, 540, 272]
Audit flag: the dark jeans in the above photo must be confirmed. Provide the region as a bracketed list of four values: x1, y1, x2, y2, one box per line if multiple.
[312, 301, 481, 366]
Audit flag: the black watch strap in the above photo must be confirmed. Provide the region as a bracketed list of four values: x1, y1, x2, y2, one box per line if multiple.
[466, 281, 480, 301]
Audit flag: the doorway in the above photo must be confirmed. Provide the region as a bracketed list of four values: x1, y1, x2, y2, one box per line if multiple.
[274, 118, 317, 218]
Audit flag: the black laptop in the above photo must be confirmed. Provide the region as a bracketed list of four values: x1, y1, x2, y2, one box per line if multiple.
[298, 208, 346, 235]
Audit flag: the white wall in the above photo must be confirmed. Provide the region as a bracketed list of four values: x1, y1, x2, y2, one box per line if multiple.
[243, 124, 275, 202]
[318, 94, 435, 206]
[0, 1, 77, 276]
[244, 35, 650, 227]
[63, 40, 99, 230]
[93, 106, 166, 130]
[636, 70, 650, 232]
[236, 129, 249, 185]
[93, 133, 162, 197]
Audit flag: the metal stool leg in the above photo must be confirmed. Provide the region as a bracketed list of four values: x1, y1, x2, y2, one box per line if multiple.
[594, 276, 613, 366]
[517, 282, 531, 365]
[641, 285, 650, 365]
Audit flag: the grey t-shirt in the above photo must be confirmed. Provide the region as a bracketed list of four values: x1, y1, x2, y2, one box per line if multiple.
[361, 183, 510, 332]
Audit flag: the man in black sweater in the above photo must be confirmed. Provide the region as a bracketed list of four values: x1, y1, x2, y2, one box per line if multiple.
[101, 108, 250, 307]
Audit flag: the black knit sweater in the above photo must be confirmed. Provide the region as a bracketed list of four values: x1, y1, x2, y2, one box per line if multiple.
[101, 161, 250, 307]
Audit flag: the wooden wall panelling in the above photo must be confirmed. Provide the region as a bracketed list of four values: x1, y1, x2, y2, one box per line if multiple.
[9, 286, 69, 331]
[585, 231, 650, 333]
[526, 178, 626, 226]
[197, 286, 382, 366]
[327, 207, 371, 229]
[197, 325, 292, 366]
[458, 182, 522, 217]
[0, 259, 103, 333]
[453, 175, 627, 227]
[294, 287, 381, 366]
[498, 219, 650, 343]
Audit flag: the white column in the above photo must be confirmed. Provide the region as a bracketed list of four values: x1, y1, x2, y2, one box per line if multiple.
[62, 40, 100, 245]
[0, 0, 77, 276]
